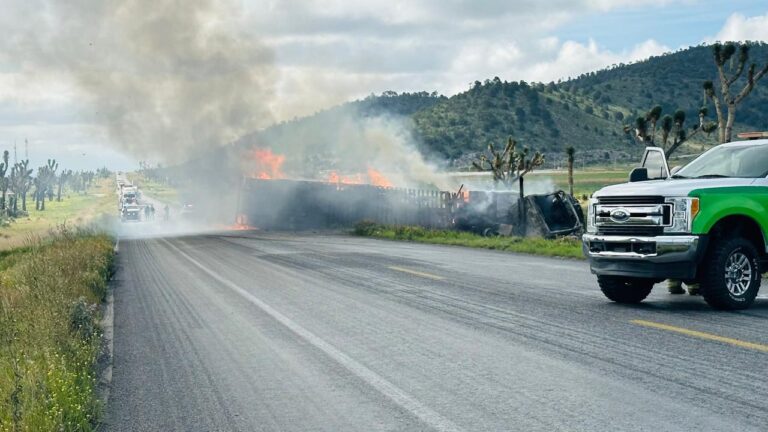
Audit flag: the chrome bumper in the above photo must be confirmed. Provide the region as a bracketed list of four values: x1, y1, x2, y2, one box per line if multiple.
[582, 234, 701, 264]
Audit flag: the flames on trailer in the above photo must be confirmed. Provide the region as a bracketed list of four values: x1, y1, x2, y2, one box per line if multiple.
[326, 168, 394, 188]
[249, 147, 395, 188]
[250, 148, 286, 180]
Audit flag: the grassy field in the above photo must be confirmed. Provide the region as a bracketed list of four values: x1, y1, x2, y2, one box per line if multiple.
[528, 168, 630, 199]
[0, 179, 115, 250]
[450, 165, 631, 199]
[126, 173, 178, 205]
[0, 230, 114, 431]
[353, 221, 584, 259]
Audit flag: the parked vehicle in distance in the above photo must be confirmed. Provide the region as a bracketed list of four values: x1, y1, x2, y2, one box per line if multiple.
[583, 134, 768, 310]
[121, 205, 142, 222]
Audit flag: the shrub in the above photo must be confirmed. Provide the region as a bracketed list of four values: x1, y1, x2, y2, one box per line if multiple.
[353, 220, 382, 236]
[70, 297, 100, 341]
[0, 230, 114, 430]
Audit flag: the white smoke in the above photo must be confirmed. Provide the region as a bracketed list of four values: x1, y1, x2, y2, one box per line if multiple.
[3, 0, 276, 163]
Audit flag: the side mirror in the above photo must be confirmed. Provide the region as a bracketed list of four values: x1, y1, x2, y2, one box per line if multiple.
[629, 167, 649, 182]
[670, 166, 682, 176]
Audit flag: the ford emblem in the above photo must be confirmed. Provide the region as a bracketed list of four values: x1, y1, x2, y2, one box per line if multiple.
[610, 208, 631, 223]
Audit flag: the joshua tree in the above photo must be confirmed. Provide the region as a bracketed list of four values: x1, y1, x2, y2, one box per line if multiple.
[625, 105, 717, 160]
[565, 146, 575, 197]
[705, 42, 768, 143]
[0, 150, 8, 212]
[10, 161, 32, 214]
[45, 159, 58, 202]
[472, 137, 545, 188]
[57, 169, 72, 202]
[29, 160, 59, 210]
[34, 173, 45, 211]
[473, 137, 545, 235]
[82, 171, 95, 193]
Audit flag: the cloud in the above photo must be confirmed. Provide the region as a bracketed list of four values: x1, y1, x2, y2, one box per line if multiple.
[712, 12, 768, 43]
[520, 39, 670, 83]
[248, 0, 676, 116]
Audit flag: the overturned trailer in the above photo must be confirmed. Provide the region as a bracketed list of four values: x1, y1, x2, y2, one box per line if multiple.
[238, 178, 583, 237]
[238, 178, 456, 230]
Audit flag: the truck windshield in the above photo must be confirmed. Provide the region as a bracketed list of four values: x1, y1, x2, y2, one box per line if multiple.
[676, 144, 768, 178]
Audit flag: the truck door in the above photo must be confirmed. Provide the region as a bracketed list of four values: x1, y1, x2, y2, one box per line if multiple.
[641, 147, 670, 180]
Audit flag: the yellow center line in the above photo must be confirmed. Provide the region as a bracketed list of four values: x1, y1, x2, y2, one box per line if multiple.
[388, 266, 445, 281]
[631, 319, 768, 353]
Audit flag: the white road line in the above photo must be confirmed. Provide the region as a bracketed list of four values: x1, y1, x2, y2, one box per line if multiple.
[160, 238, 464, 432]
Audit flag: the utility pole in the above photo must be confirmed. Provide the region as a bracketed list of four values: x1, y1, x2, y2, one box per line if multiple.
[13, 140, 17, 164]
[24, 139, 28, 160]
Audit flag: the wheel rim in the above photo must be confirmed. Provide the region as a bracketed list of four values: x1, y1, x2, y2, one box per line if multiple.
[724, 251, 752, 296]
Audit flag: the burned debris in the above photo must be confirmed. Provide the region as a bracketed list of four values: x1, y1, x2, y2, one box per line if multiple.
[237, 178, 583, 238]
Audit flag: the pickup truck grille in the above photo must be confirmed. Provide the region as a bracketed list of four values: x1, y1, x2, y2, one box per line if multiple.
[593, 195, 672, 236]
[596, 225, 664, 236]
[597, 196, 665, 205]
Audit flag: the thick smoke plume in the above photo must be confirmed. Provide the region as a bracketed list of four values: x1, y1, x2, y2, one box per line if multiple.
[4, 0, 275, 162]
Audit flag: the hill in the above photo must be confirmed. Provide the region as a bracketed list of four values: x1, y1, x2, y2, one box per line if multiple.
[243, 42, 768, 168]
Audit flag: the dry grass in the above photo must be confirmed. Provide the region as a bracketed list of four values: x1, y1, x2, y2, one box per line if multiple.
[0, 228, 114, 431]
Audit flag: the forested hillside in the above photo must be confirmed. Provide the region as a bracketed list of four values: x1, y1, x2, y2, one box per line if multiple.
[248, 42, 768, 168]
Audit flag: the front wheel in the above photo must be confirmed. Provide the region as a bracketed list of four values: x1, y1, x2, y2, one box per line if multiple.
[700, 236, 761, 310]
[597, 275, 654, 304]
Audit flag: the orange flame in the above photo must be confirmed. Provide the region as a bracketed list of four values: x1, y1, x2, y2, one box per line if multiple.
[367, 168, 393, 188]
[225, 214, 255, 231]
[326, 168, 393, 188]
[326, 171, 365, 185]
[250, 148, 285, 179]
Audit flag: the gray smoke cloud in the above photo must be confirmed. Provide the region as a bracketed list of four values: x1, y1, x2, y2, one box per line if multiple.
[3, 0, 275, 162]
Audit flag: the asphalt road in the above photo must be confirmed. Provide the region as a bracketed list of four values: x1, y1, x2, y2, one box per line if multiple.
[103, 230, 768, 431]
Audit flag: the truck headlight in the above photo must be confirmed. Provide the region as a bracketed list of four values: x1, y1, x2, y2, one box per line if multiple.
[586, 197, 597, 233]
[664, 197, 699, 233]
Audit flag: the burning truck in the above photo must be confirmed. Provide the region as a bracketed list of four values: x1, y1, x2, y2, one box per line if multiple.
[235, 148, 584, 237]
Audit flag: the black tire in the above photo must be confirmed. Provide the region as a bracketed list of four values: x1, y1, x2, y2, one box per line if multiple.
[700, 236, 761, 310]
[597, 275, 654, 304]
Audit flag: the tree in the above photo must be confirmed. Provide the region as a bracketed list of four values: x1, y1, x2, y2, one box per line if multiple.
[473, 137, 545, 235]
[0, 150, 8, 212]
[45, 159, 58, 202]
[625, 105, 716, 159]
[704, 42, 768, 143]
[565, 146, 575, 197]
[34, 172, 45, 211]
[10, 161, 32, 214]
[472, 137, 544, 188]
[57, 170, 72, 202]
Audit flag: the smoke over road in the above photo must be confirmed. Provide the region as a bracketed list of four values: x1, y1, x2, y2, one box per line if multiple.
[4, 0, 275, 162]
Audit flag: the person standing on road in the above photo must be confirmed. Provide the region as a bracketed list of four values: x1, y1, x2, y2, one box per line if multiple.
[164, 204, 170, 221]
[144, 205, 150, 221]
[150, 204, 155, 220]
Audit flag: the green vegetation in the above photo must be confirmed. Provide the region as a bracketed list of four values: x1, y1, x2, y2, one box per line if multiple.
[353, 221, 583, 259]
[448, 166, 630, 199]
[0, 229, 114, 431]
[0, 179, 115, 251]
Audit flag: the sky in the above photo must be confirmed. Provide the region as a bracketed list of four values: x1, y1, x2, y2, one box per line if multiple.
[1, 0, 767, 171]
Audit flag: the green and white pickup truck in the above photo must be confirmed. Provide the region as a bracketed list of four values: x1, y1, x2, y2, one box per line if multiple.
[583, 137, 768, 310]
